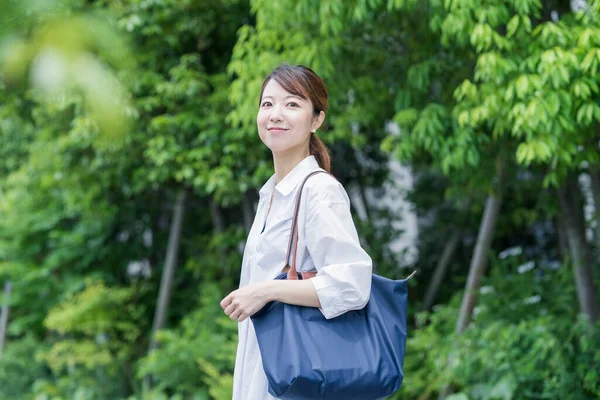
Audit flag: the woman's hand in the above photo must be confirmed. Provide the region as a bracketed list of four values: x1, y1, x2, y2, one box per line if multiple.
[220, 282, 272, 322]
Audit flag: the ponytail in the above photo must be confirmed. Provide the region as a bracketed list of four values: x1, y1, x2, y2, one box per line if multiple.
[309, 133, 331, 173]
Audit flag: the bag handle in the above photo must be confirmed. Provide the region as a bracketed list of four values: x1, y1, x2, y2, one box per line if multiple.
[283, 170, 335, 280]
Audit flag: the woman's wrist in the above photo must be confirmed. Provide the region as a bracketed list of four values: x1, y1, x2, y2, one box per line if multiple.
[261, 280, 280, 303]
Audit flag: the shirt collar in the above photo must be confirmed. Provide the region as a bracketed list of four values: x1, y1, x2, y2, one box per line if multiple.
[259, 155, 321, 198]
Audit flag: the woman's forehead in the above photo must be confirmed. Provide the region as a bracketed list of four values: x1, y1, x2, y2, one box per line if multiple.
[262, 79, 307, 100]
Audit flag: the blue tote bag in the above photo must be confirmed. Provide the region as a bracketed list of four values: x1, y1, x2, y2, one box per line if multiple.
[251, 171, 415, 400]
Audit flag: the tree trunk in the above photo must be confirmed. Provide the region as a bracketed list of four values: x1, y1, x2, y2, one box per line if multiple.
[589, 167, 600, 253]
[0, 281, 12, 356]
[210, 195, 225, 233]
[438, 157, 506, 399]
[145, 190, 187, 390]
[455, 163, 506, 334]
[149, 189, 187, 350]
[557, 176, 598, 323]
[555, 214, 569, 262]
[454, 193, 503, 333]
[421, 231, 461, 311]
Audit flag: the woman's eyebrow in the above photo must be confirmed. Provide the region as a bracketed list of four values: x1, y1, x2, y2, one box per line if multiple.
[262, 95, 304, 101]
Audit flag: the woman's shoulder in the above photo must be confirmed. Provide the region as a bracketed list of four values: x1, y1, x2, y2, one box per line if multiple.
[302, 169, 349, 205]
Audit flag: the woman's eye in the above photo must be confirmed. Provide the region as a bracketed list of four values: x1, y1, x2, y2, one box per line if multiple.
[288, 102, 299, 107]
[261, 101, 272, 107]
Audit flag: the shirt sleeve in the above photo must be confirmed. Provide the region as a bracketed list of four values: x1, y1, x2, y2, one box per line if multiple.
[305, 186, 373, 320]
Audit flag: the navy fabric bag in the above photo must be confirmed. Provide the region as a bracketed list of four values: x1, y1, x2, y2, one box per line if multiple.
[251, 171, 414, 400]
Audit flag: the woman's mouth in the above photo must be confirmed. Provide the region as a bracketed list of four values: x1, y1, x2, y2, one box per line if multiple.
[268, 128, 288, 133]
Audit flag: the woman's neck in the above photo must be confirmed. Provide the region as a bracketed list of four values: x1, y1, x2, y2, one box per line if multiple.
[273, 149, 311, 184]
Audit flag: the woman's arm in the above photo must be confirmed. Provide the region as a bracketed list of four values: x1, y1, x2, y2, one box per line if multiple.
[302, 180, 373, 320]
[220, 279, 321, 323]
[264, 279, 321, 308]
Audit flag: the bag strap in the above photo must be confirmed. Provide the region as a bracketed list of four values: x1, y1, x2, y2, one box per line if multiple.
[283, 170, 335, 280]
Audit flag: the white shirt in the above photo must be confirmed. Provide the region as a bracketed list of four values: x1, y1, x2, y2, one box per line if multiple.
[232, 155, 373, 400]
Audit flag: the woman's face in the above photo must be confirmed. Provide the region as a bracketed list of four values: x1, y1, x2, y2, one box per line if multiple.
[257, 79, 323, 154]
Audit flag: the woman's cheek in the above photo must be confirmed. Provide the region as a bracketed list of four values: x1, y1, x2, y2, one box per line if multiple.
[257, 130, 268, 147]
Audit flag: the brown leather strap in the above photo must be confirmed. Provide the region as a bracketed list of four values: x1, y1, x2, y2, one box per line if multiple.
[283, 170, 337, 280]
[282, 265, 318, 280]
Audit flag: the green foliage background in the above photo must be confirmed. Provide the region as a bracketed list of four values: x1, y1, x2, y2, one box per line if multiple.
[1, 0, 600, 399]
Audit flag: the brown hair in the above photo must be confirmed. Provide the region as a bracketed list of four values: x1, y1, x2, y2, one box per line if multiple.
[258, 64, 331, 172]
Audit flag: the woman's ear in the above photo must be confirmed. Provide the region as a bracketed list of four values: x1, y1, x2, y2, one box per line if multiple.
[312, 111, 325, 132]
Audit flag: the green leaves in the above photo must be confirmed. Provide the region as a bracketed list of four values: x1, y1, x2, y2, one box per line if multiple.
[474, 52, 518, 83]
[393, 108, 419, 126]
[516, 140, 552, 165]
[425, 2, 600, 183]
[511, 0, 542, 17]
[0, 2, 253, 398]
[411, 104, 449, 150]
[401, 254, 600, 399]
[0, 9, 136, 141]
[137, 283, 237, 398]
[581, 47, 600, 75]
[576, 102, 600, 125]
[471, 23, 512, 52]
[454, 79, 478, 102]
[534, 20, 570, 47]
[407, 61, 434, 91]
[2, 1, 600, 399]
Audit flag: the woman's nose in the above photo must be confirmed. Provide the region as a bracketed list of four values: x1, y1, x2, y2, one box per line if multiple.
[269, 105, 283, 121]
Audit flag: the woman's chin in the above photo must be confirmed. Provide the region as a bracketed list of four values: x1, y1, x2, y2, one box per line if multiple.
[263, 141, 293, 153]
[261, 137, 304, 155]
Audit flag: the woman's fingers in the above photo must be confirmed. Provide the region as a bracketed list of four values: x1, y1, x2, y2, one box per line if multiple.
[230, 309, 245, 321]
[220, 294, 233, 309]
[224, 302, 237, 316]
[221, 284, 265, 322]
[224, 302, 249, 321]
[237, 311, 248, 322]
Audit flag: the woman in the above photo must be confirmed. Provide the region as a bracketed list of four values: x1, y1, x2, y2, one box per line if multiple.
[220, 64, 373, 400]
